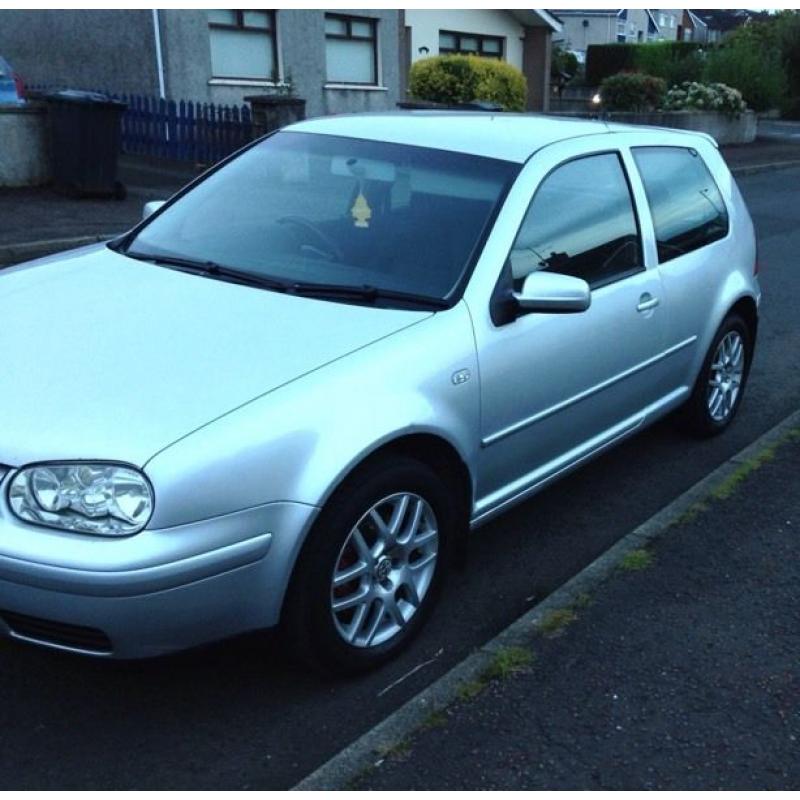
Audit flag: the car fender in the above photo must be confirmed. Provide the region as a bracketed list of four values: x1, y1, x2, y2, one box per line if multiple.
[144, 302, 480, 530]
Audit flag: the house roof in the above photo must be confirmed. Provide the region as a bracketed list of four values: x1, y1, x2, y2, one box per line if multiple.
[549, 9, 619, 16]
[510, 10, 563, 32]
[687, 9, 708, 28]
[692, 8, 758, 32]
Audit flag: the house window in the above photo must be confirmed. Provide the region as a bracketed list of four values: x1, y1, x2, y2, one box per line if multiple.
[439, 31, 504, 59]
[616, 19, 627, 42]
[325, 14, 378, 85]
[208, 10, 277, 80]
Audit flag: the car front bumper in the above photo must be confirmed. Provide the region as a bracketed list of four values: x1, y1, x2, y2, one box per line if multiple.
[0, 491, 318, 658]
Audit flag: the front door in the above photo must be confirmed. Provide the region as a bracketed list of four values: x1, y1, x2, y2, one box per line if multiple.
[470, 149, 671, 521]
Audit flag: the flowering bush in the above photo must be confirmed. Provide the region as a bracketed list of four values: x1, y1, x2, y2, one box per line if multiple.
[661, 81, 747, 114]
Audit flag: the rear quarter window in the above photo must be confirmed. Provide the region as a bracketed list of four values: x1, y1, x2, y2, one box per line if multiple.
[632, 146, 729, 264]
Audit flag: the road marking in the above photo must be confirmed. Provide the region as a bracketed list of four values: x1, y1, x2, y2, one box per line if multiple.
[293, 407, 800, 790]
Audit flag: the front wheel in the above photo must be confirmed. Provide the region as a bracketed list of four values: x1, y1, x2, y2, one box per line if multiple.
[282, 456, 456, 675]
[681, 313, 752, 437]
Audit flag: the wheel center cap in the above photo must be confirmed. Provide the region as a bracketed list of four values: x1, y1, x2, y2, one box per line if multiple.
[375, 556, 392, 582]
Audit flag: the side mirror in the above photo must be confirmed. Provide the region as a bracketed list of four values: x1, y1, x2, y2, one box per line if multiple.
[142, 200, 166, 221]
[513, 271, 591, 315]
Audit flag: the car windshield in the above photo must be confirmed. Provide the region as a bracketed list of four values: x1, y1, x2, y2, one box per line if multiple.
[123, 131, 518, 305]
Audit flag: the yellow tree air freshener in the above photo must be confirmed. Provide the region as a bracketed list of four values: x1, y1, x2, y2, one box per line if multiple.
[351, 191, 372, 228]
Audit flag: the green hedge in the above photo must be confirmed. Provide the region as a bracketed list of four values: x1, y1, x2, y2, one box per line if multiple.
[704, 42, 787, 112]
[408, 55, 527, 111]
[587, 41, 704, 87]
[586, 44, 636, 86]
[704, 12, 794, 113]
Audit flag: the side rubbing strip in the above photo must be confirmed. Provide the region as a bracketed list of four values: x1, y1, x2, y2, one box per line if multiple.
[481, 336, 697, 447]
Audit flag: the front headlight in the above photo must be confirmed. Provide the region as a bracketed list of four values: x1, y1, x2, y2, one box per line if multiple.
[8, 462, 154, 536]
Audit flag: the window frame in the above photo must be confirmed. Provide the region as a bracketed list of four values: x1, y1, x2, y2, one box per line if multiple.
[207, 9, 279, 81]
[631, 145, 730, 265]
[438, 29, 505, 59]
[324, 12, 379, 86]
[505, 150, 646, 293]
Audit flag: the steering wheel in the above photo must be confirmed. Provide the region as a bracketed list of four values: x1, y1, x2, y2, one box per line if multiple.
[277, 216, 344, 262]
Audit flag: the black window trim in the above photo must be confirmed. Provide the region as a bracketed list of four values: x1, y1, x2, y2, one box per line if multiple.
[208, 9, 275, 32]
[207, 9, 279, 82]
[438, 29, 505, 59]
[324, 12, 379, 86]
[506, 149, 646, 294]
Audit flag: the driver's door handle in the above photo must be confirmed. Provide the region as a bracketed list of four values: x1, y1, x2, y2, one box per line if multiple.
[637, 293, 660, 313]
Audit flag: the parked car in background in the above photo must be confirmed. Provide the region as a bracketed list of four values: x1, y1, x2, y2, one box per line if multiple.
[0, 113, 759, 673]
[0, 56, 25, 104]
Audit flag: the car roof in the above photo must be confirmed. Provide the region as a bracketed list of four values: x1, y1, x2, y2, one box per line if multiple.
[287, 111, 715, 164]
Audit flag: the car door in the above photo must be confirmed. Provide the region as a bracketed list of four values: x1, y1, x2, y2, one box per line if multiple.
[465, 144, 673, 524]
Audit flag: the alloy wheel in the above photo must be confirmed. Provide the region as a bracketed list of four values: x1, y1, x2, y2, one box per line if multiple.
[330, 492, 439, 648]
[707, 330, 745, 422]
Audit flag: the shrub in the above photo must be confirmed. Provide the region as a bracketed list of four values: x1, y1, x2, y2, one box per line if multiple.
[587, 41, 703, 87]
[408, 54, 527, 111]
[551, 43, 579, 80]
[774, 11, 800, 117]
[662, 81, 747, 114]
[703, 39, 788, 112]
[599, 72, 666, 111]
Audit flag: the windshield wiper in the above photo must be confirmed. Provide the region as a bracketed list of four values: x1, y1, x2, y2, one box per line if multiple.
[123, 251, 290, 292]
[288, 281, 448, 309]
[122, 252, 447, 308]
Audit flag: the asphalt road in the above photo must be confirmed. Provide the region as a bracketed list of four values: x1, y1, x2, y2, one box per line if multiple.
[0, 167, 798, 790]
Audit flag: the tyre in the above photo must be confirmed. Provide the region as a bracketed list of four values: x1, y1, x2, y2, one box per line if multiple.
[681, 313, 752, 438]
[282, 455, 457, 675]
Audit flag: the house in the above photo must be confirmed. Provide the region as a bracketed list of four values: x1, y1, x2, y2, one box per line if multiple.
[692, 9, 764, 42]
[552, 9, 692, 60]
[402, 10, 562, 111]
[0, 9, 402, 118]
[0, 9, 561, 117]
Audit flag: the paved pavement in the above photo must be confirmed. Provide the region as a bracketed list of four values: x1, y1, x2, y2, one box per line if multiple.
[359, 432, 800, 790]
[0, 159, 797, 789]
[756, 119, 800, 142]
[0, 187, 143, 250]
[0, 156, 197, 259]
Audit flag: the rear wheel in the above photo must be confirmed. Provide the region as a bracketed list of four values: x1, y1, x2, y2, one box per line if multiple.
[681, 313, 752, 437]
[282, 456, 456, 675]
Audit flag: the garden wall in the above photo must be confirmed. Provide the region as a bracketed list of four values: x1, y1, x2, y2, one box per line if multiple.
[0, 104, 50, 186]
[551, 109, 757, 145]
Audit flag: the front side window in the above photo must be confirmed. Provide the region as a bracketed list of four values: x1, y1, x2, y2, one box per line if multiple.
[439, 30, 504, 59]
[325, 14, 378, 85]
[123, 132, 518, 305]
[509, 153, 642, 289]
[632, 146, 729, 264]
[208, 10, 277, 80]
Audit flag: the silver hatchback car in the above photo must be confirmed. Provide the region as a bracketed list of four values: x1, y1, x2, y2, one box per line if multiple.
[0, 113, 759, 672]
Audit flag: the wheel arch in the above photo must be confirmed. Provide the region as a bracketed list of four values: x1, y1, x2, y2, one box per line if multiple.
[277, 431, 474, 623]
[728, 294, 759, 345]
